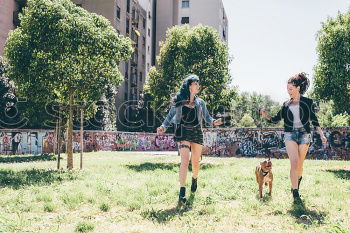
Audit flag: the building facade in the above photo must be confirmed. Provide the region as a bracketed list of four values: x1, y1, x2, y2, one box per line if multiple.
[0, 0, 23, 56]
[155, 0, 228, 58]
[72, 0, 156, 130]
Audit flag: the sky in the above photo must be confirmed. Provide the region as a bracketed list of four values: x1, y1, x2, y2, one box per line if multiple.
[221, 0, 349, 103]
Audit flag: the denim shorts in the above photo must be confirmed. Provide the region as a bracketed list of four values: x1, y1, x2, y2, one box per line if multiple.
[284, 128, 312, 145]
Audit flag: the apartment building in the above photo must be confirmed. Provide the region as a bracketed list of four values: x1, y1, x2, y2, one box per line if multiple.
[0, 0, 23, 56]
[155, 0, 228, 58]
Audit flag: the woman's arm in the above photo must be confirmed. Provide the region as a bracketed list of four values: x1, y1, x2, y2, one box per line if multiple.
[201, 99, 223, 126]
[260, 107, 283, 123]
[201, 99, 214, 125]
[310, 100, 327, 144]
[157, 106, 176, 134]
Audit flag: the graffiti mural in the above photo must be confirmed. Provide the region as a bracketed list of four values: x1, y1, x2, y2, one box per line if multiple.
[202, 128, 350, 160]
[0, 128, 349, 160]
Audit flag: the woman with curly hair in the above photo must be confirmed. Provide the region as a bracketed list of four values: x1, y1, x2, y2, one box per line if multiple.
[260, 72, 327, 202]
[157, 74, 222, 203]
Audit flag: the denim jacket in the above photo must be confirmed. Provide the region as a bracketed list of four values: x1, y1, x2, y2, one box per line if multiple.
[160, 97, 215, 130]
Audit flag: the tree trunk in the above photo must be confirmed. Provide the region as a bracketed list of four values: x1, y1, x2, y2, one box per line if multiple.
[53, 120, 58, 155]
[67, 93, 74, 170]
[57, 106, 62, 169]
[80, 107, 83, 169]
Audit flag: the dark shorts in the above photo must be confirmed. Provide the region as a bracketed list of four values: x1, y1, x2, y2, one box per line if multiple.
[284, 128, 312, 145]
[174, 124, 203, 145]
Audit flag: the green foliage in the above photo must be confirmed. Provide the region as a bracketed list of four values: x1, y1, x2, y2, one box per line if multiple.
[99, 202, 110, 212]
[85, 84, 117, 131]
[4, 0, 133, 124]
[75, 221, 95, 232]
[239, 113, 256, 128]
[144, 25, 235, 124]
[317, 101, 349, 127]
[313, 9, 350, 114]
[230, 92, 282, 128]
[0, 57, 19, 128]
[331, 113, 350, 126]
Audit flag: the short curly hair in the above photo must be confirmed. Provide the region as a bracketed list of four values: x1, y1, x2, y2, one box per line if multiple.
[288, 72, 310, 95]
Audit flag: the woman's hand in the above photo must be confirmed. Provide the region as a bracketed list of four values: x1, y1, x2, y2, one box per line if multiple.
[316, 127, 327, 145]
[213, 118, 223, 126]
[156, 126, 165, 135]
[259, 108, 267, 118]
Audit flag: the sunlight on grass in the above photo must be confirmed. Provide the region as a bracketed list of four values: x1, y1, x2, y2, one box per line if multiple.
[0, 152, 349, 232]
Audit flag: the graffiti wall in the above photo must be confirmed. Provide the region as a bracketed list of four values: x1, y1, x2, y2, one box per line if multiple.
[202, 128, 350, 160]
[0, 128, 349, 160]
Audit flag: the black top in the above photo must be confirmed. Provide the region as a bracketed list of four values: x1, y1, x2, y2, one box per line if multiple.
[181, 106, 199, 126]
[268, 96, 320, 133]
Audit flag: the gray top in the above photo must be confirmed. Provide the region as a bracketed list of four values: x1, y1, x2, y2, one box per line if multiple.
[289, 103, 304, 129]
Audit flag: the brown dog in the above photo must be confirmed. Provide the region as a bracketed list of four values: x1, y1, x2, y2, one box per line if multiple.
[255, 158, 273, 199]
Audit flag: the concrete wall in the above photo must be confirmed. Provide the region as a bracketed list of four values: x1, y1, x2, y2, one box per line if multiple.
[1, 128, 349, 160]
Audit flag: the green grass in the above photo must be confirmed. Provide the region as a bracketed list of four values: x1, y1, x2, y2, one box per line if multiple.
[0, 152, 349, 232]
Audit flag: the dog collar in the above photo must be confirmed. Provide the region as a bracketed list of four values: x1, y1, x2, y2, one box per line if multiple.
[262, 170, 269, 176]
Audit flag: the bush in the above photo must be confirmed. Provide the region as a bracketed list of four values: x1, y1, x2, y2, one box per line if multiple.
[75, 221, 95, 233]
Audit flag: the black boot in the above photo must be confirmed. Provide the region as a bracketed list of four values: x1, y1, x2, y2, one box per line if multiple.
[179, 187, 186, 203]
[191, 177, 197, 193]
[292, 189, 302, 203]
[298, 176, 302, 190]
[291, 177, 303, 193]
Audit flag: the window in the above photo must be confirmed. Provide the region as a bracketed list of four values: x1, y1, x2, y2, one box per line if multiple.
[142, 36, 146, 47]
[124, 92, 128, 100]
[148, 11, 151, 19]
[181, 17, 189, 24]
[143, 18, 146, 29]
[126, 0, 130, 13]
[182, 0, 189, 8]
[132, 8, 136, 19]
[148, 28, 150, 37]
[148, 46, 150, 54]
[116, 6, 120, 19]
[139, 72, 143, 82]
[142, 55, 145, 66]
[126, 19, 130, 34]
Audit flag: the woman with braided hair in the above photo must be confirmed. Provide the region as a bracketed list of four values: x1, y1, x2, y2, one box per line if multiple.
[157, 74, 222, 203]
[260, 72, 327, 203]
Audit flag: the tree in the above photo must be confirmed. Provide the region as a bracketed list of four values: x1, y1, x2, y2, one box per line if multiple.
[331, 113, 349, 127]
[5, 0, 133, 169]
[317, 101, 349, 127]
[313, 9, 350, 114]
[143, 25, 235, 130]
[239, 113, 256, 128]
[85, 84, 118, 131]
[230, 91, 281, 128]
[0, 57, 22, 128]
